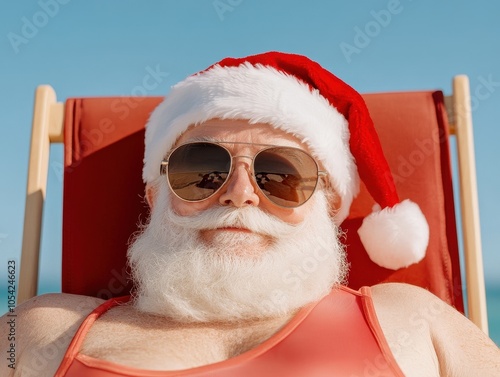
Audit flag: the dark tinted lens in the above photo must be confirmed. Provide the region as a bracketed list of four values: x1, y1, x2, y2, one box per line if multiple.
[254, 147, 318, 207]
[167, 143, 231, 201]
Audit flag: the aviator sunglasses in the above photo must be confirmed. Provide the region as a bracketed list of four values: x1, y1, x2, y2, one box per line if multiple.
[160, 141, 327, 208]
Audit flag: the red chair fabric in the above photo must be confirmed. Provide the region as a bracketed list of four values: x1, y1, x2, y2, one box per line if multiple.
[62, 97, 162, 299]
[62, 92, 463, 312]
[344, 91, 462, 312]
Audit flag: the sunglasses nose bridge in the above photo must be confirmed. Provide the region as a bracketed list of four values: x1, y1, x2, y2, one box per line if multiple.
[227, 154, 258, 184]
[218, 155, 261, 207]
[229, 154, 255, 172]
[231, 154, 254, 161]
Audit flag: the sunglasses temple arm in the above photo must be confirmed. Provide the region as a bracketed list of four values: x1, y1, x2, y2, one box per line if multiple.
[160, 160, 168, 175]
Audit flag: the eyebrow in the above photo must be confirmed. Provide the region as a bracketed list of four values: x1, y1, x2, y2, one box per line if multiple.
[183, 136, 220, 143]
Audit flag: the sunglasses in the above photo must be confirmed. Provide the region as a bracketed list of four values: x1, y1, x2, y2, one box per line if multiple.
[160, 141, 327, 208]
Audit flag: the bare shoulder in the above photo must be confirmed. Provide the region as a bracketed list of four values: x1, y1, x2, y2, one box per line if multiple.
[12, 293, 104, 338]
[369, 282, 500, 377]
[0, 293, 104, 376]
[370, 281, 439, 305]
[369, 282, 449, 326]
[15, 291, 104, 313]
[369, 282, 489, 339]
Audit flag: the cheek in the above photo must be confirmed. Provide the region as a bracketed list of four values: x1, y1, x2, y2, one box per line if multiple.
[169, 196, 218, 216]
[260, 201, 308, 225]
[275, 211, 306, 225]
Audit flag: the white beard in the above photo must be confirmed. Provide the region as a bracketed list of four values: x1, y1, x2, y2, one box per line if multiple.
[128, 182, 347, 322]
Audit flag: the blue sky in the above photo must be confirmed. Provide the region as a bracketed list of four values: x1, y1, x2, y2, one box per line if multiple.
[1, 0, 499, 326]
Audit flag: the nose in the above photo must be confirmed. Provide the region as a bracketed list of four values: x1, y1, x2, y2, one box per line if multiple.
[219, 163, 260, 207]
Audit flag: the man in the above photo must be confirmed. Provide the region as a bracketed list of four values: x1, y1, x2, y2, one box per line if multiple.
[2, 52, 500, 376]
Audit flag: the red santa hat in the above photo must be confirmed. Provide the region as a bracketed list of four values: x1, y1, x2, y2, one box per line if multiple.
[143, 51, 429, 270]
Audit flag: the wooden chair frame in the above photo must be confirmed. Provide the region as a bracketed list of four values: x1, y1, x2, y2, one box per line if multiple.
[16, 76, 489, 334]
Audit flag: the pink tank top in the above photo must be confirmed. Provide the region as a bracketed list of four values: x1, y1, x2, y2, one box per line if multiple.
[55, 286, 404, 376]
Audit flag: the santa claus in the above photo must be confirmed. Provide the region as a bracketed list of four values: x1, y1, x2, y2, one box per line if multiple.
[4, 52, 500, 377]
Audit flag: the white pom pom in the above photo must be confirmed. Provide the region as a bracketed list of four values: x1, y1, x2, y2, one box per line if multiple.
[357, 199, 429, 270]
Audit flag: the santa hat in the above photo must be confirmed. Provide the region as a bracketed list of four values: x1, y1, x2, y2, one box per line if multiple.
[143, 51, 429, 270]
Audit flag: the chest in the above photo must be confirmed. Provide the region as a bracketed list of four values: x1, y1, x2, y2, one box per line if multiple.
[76, 297, 404, 376]
[80, 311, 286, 371]
[60, 289, 420, 376]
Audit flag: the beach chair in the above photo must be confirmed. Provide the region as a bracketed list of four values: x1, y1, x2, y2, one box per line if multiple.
[16, 76, 488, 334]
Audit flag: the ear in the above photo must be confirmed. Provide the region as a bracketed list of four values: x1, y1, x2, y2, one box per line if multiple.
[145, 183, 158, 210]
[329, 196, 342, 220]
[322, 181, 342, 220]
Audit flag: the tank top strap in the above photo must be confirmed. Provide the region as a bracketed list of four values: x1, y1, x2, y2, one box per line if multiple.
[54, 296, 131, 376]
[358, 286, 403, 375]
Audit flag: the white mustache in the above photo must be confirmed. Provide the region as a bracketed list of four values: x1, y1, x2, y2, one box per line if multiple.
[166, 205, 300, 238]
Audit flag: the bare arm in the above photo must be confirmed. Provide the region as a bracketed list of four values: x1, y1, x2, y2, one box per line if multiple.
[430, 295, 500, 376]
[371, 283, 500, 377]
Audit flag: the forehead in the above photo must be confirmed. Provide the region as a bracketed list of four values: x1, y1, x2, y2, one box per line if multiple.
[176, 119, 307, 149]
